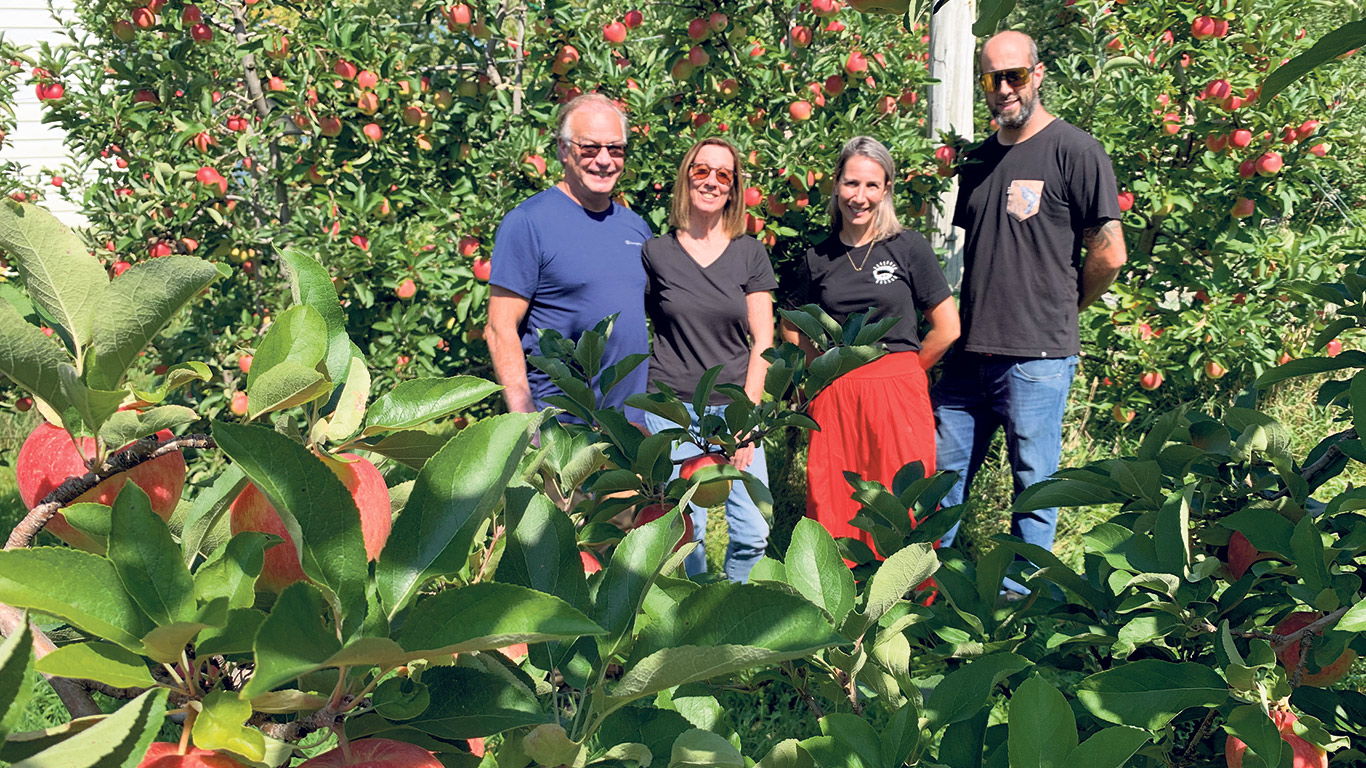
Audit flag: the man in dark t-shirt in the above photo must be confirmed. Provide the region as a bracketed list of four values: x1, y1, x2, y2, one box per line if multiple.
[487, 95, 652, 421]
[934, 31, 1127, 571]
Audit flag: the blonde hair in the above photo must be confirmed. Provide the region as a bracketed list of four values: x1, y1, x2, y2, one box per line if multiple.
[827, 136, 903, 242]
[668, 137, 746, 239]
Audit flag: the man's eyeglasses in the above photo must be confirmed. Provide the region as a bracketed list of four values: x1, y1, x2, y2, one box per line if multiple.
[980, 66, 1034, 92]
[568, 140, 627, 159]
[688, 162, 735, 187]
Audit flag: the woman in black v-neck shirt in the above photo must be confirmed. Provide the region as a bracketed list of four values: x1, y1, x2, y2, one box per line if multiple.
[779, 136, 960, 560]
[641, 137, 776, 583]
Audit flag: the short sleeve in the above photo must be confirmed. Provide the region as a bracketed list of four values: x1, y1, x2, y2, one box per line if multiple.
[780, 248, 814, 310]
[1068, 141, 1122, 229]
[641, 236, 663, 296]
[897, 232, 952, 311]
[489, 208, 542, 300]
[741, 237, 778, 294]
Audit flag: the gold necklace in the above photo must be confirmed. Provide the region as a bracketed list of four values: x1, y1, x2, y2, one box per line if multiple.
[846, 238, 876, 271]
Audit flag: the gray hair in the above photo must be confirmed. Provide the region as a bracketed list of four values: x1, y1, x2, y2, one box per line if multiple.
[556, 94, 630, 146]
[827, 136, 904, 242]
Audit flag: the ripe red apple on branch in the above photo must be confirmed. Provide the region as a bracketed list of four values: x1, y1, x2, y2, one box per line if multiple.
[137, 742, 246, 767]
[297, 738, 442, 767]
[17, 422, 187, 552]
[1273, 611, 1358, 687]
[1225, 708, 1326, 768]
[679, 454, 732, 508]
[229, 453, 392, 593]
[633, 503, 695, 551]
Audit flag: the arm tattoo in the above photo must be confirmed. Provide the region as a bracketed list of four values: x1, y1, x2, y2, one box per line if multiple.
[1082, 220, 1124, 253]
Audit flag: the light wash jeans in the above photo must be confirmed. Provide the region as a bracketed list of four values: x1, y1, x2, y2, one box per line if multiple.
[932, 352, 1078, 589]
[643, 402, 771, 582]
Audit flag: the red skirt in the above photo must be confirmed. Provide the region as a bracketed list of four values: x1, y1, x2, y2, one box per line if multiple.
[805, 351, 936, 559]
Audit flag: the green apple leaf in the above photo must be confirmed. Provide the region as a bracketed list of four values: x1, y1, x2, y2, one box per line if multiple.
[278, 248, 354, 389]
[399, 582, 605, 657]
[58, 364, 124, 439]
[8, 688, 167, 768]
[495, 489, 590, 614]
[180, 463, 250, 564]
[594, 507, 688, 661]
[784, 518, 855, 624]
[212, 421, 367, 625]
[246, 304, 327, 387]
[924, 653, 1031, 732]
[362, 376, 503, 436]
[246, 361, 331, 420]
[400, 666, 550, 739]
[248, 690, 329, 714]
[817, 714, 881, 768]
[87, 255, 220, 390]
[1008, 676, 1077, 768]
[0, 548, 153, 652]
[754, 740, 814, 768]
[108, 483, 195, 626]
[357, 430, 450, 471]
[0, 299, 71, 418]
[0, 617, 34, 743]
[62, 504, 112, 555]
[324, 355, 371, 442]
[195, 608, 266, 657]
[194, 532, 274, 610]
[371, 676, 431, 720]
[191, 690, 266, 763]
[1076, 660, 1228, 730]
[670, 728, 744, 768]
[0, 201, 106, 351]
[854, 542, 938, 632]
[1064, 726, 1151, 768]
[99, 406, 198, 449]
[33, 642, 155, 690]
[243, 581, 342, 698]
[130, 361, 213, 406]
[376, 411, 541, 619]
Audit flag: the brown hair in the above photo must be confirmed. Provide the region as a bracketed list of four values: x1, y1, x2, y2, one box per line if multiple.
[668, 137, 746, 239]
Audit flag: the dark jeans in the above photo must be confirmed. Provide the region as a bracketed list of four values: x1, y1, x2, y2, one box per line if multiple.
[932, 352, 1078, 557]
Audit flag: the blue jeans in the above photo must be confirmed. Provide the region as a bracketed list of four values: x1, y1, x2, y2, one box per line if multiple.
[933, 353, 1077, 558]
[643, 402, 771, 583]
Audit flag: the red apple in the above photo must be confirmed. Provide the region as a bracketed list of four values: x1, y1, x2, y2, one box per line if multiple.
[812, 0, 839, 16]
[1205, 133, 1228, 152]
[603, 21, 627, 44]
[472, 258, 491, 281]
[396, 278, 417, 299]
[181, 4, 201, 22]
[1117, 191, 1134, 211]
[633, 504, 695, 551]
[789, 100, 813, 121]
[357, 70, 379, 89]
[229, 391, 248, 416]
[190, 23, 212, 43]
[1225, 531, 1271, 578]
[1191, 16, 1216, 39]
[17, 422, 187, 551]
[743, 186, 763, 207]
[1225, 709, 1325, 768]
[318, 115, 343, 137]
[523, 154, 547, 176]
[138, 742, 247, 767]
[1231, 197, 1255, 218]
[113, 19, 136, 42]
[112, 260, 132, 276]
[791, 25, 812, 47]
[1273, 612, 1358, 687]
[229, 453, 392, 593]
[334, 59, 358, 80]
[458, 236, 480, 257]
[1255, 152, 1283, 176]
[1308, 143, 1329, 157]
[1326, 339, 1343, 357]
[1205, 79, 1231, 100]
[1230, 129, 1252, 148]
[679, 454, 732, 508]
[1278, 352, 1294, 365]
[846, 51, 869, 74]
[686, 18, 709, 40]
[362, 123, 382, 142]
[445, 3, 472, 29]
[15, 397, 32, 412]
[1204, 361, 1227, 379]
[623, 9, 643, 28]
[1139, 371, 1163, 390]
[1112, 403, 1135, 424]
[132, 6, 155, 27]
[580, 550, 602, 574]
[298, 738, 442, 767]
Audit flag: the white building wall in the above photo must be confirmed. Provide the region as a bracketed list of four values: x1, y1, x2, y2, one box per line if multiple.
[3, 0, 85, 226]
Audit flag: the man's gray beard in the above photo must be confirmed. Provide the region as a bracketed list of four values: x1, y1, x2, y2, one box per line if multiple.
[994, 93, 1039, 129]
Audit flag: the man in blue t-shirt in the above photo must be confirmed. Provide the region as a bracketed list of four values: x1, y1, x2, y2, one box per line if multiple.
[487, 94, 653, 421]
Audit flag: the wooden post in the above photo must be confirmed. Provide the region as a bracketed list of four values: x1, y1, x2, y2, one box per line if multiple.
[927, 0, 977, 289]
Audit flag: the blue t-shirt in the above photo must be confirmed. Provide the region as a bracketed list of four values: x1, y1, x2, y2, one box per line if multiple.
[490, 186, 652, 417]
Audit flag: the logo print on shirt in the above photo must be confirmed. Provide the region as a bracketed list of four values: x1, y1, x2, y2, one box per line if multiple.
[624, 240, 644, 246]
[871, 260, 898, 285]
[1006, 179, 1045, 222]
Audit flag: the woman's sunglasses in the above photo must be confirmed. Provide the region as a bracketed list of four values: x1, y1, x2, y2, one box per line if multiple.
[689, 162, 735, 187]
[980, 66, 1034, 92]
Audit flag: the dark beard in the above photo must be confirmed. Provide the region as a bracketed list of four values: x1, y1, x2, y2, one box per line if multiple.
[993, 91, 1038, 129]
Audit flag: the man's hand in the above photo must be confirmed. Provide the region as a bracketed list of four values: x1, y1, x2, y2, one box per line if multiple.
[487, 286, 537, 413]
[730, 443, 755, 472]
[1079, 219, 1127, 310]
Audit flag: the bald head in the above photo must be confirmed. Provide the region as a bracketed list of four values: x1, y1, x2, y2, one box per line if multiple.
[980, 30, 1039, 72]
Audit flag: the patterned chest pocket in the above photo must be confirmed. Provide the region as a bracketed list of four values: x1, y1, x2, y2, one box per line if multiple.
[1006, 179, 1045, 222]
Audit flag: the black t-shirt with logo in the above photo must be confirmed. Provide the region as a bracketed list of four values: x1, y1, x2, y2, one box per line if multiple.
[786, 230, 952, 353]
[952, 118, 1121, 357]
[643, 233, 777, 404]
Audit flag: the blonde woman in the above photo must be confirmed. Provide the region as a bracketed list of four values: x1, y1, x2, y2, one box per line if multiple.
[642, 137, 776, 582]
[780, 136, 960, 558]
